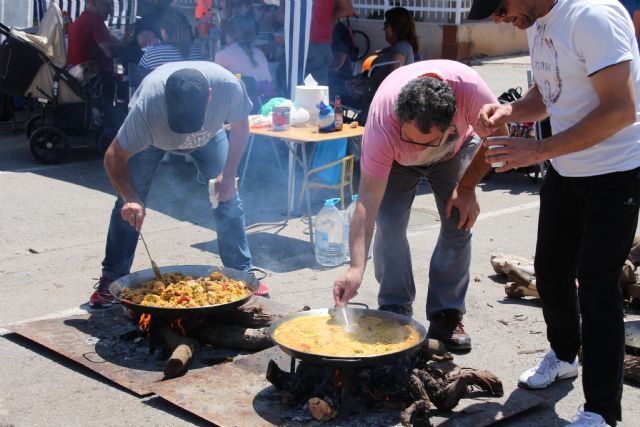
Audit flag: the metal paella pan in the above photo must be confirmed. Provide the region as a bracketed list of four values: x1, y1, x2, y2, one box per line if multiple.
[269, 307, 427, 367]
[109, 265, 263, 317]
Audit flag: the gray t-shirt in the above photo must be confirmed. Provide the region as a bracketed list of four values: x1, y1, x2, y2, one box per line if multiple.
[118, 61, 253, 154]
[375, 39, 415, 66]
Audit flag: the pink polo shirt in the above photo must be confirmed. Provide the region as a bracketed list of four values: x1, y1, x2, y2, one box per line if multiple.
[361, 60, 498, 179]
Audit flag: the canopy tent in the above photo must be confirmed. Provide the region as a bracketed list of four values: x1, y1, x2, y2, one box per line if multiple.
[284, 0, 313, 99]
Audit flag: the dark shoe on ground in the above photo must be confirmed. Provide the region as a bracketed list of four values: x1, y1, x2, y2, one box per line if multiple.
[89, 276, 115, 308]
[255, 282, 270, 298]
[427, 309, 471, 351]
[378, 304, 413, 318]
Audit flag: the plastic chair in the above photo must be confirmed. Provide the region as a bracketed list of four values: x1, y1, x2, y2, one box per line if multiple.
[297, 154, 355, 210]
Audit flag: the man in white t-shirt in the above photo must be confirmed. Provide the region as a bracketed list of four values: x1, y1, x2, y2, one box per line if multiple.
[469, 1, 640, 426]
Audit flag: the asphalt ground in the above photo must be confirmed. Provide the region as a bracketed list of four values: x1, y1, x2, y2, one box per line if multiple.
[1, 55, 639, 426]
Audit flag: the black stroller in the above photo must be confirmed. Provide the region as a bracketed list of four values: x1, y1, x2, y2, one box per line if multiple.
[0, 4, 114, 164]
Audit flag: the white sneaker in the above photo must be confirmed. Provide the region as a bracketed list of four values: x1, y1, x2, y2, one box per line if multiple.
[567, 408, 610, 426]
[518, 350, 578, 389]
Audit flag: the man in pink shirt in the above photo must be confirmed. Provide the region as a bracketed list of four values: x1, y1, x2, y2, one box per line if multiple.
[333, 60, 507, 351]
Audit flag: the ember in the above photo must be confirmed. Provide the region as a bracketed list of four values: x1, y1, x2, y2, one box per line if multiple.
[266, 339, 504, 426]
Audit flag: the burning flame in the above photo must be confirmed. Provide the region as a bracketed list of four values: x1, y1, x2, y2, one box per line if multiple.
[171, 318, 186, 336]
[333, 368, 342, 388]
[138, 313, 151, 332]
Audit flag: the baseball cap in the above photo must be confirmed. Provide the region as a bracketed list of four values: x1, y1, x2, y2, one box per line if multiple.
[468, 0, 502, 20]
[165, 68, 209, 134]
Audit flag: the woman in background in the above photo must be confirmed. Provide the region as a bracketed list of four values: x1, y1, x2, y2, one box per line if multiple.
[139, 8, 201, 70]
[215, 14, 276, 99]
[374, 7, 420, 71]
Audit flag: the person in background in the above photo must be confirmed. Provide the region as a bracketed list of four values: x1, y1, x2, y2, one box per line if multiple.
[67, 0, 124, 74]
[333, 60, 508, 352]
[373, 7, 420, 72]
[469, 0, 640, 426]
[305, 0, 354, 85]
[137, 30, 161, 51]
[139, 8, 202, 70]
[328, 19, 358, 105]
[215, 14, 276, 101]
[89, 62, 267, 308]
[123, 0, 176, 64]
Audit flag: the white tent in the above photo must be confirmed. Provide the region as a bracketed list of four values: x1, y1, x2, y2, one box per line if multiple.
[283, 0, 312, 99]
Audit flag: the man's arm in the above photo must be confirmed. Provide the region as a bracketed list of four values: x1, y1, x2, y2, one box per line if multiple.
[333, 0, 354, 20]
[333, 171, 387, 305]
[217, 117, 250, 201]
[103, 137, 145, 231]
[446, 124, 508, 231]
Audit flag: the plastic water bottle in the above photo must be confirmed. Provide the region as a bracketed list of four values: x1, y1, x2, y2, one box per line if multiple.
[314, 198, 347, 266]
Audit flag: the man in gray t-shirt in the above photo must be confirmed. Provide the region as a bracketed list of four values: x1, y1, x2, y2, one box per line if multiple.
[90, 61, 256, 307]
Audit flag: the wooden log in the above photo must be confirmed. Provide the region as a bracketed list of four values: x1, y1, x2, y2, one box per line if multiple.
[150, 319, 198, 378]
[491, 253, 535, 277]
[307, 397, 337, 422]
[198, 323, 273, 351]
[505, 282, 539, 298]
[400, 400, 432, 427]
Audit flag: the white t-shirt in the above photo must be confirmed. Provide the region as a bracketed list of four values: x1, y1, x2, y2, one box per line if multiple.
[214, 42, 272, 83]
[118, 61, 252, 154]
[527, 0, 640, 176]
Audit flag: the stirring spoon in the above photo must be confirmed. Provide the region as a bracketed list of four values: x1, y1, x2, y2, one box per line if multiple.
[139, 232, 163, 281]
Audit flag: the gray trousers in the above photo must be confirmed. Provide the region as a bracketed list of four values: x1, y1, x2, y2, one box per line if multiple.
[374, 137, 479, 319]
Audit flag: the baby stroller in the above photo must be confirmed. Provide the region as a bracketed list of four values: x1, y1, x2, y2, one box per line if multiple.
[0, 4, 112, 164]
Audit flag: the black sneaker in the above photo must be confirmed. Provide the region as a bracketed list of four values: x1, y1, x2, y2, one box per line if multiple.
[89, 276, 115, 308]
[427, 309, 471, 351]
[378, 304, 413, 318]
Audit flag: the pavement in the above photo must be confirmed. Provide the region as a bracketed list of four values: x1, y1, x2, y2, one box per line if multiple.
[1, 55, 639, 427]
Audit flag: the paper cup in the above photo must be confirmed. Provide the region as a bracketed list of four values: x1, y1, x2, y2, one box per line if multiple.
[487, 144, 505, 168]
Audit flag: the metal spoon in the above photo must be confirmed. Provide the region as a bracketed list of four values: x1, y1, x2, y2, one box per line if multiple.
[139, 232, 163, 281]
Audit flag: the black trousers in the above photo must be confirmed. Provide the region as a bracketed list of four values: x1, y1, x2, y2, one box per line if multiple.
[534, 165, 640, 425]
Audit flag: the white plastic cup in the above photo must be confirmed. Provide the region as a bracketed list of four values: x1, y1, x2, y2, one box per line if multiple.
[488, 144, 505, 168]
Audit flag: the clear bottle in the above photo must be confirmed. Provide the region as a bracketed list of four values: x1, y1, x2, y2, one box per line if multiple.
[314, 198, 347, 266]
[334, 95, 344, 131]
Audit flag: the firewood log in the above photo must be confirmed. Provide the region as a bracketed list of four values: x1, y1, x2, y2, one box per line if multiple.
[400, 400, 432, 427]
[491, 253, 535, 277]
[150, 319, 198, 378]
[198, 324, 273, 350]
[505, 282, 539, 298]
[307, 397, 337, 421]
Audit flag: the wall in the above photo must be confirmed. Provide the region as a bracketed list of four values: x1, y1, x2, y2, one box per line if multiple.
[350, 18, 528, 61]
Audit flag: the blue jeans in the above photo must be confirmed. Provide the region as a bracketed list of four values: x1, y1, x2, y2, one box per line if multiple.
[374, 137, 478, 319]
[101, 131, 252, 279]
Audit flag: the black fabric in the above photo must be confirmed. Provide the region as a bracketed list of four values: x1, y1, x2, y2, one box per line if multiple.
[0, 35, 43, 96]
[534, 165, 640, 425]
[0, 92, 13, 122]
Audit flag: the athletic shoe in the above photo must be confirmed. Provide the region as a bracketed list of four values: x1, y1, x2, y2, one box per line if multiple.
[567, 407, 610, 426]
[518, 350, 578, 389]
[89, 276, 115, 308]
[255, 282, 270, 298]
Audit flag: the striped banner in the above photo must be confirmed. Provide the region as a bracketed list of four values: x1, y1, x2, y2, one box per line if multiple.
[284, 0, 313, 99]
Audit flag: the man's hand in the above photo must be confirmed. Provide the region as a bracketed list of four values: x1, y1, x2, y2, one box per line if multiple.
[445, 185, 480, 231]
[483, 137, 545, 173]
[214, 173, 237, 202]
[476, 102, 513, 137]
[333, 267, 363, 307]
[121, 199, 145, 232]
